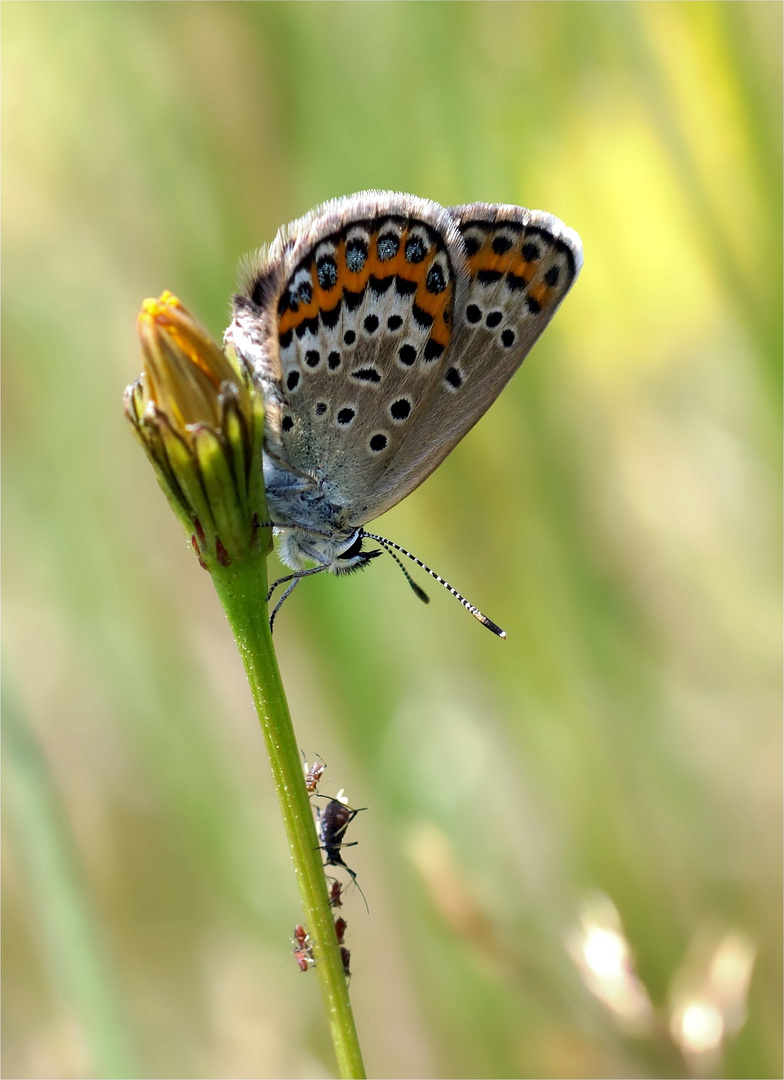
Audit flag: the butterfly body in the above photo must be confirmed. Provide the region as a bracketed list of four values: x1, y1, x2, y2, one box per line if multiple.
[226, 191, 582, 625]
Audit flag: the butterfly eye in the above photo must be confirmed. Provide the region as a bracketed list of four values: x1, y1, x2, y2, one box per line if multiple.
[337, 534, 364, 560]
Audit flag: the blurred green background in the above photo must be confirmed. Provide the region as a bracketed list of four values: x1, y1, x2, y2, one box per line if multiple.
[3, 3, 781, 1078]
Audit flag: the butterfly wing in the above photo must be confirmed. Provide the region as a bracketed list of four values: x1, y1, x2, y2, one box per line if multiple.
[227, 191, 469, 517]
[227, 194, 582, 528]
[362, 202, 583, 520]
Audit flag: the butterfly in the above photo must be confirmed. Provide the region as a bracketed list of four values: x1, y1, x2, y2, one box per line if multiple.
[225, 191, 583, 635]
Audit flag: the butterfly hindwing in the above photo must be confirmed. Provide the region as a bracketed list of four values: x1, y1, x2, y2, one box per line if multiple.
[359, 203, 584, 521]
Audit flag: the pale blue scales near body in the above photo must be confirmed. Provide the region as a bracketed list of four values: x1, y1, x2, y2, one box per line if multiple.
[225, 190, 583, 634]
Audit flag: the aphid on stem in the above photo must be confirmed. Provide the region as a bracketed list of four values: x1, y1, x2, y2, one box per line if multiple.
[292, 923, 314, 972]
[340, 946, 352, 980]
[301, 751, 326, 795]
[316, 795, 368, 912]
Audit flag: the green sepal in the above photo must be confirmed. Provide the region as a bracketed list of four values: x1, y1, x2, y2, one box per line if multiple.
[219, 385, 250, 517]
[191, 423, 249, 562]
[154, 409, 216, 545]
[124, 382, 196, 540]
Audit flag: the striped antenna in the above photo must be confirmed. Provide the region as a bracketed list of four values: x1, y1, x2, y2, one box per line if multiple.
[363, 531, 506, 639]
[383, 546, 430, 604]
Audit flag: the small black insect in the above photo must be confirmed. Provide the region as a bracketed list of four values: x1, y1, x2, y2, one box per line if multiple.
[317, 797, 368, 910]
[334, 916, 347, 944]
[318, 798, 366, 874]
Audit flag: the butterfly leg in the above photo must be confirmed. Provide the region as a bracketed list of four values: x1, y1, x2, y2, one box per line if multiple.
[267, 564, 328, 606]
[267, 570, 300, 605]
[269, 578, 301, 633]
[268, 565, 331, 631]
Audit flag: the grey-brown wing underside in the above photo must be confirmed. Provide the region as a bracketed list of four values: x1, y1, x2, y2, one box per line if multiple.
[227, 191, 468, 511]
[357, 203, 583, 523]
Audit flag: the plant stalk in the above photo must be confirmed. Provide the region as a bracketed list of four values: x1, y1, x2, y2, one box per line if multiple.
[210, 554, 366, 1080]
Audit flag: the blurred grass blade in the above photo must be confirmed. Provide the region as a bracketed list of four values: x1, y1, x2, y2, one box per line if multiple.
[3, 674, 140, 1079]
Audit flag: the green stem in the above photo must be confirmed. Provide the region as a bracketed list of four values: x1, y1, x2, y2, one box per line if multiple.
[210, 554, 366, 1080]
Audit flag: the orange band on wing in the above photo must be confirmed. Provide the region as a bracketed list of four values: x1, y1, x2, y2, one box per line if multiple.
[463, 232, 562, 311]
[467, 239, 539, 280]
[278, 222, 455, 349]
[527, 282, 551, 308]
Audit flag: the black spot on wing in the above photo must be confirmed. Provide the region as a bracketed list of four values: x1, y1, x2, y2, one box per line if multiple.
[351, 367, 382, 384]
[395, 276, 417, 297]
[423, 338, 444, 361]
[426, 265, 446, 294]
[321, 299, 342, 328]
[317, 256, 338, 290]
[390, 398, 411, 420]
[405, 236, 427, 263]
[296, 315, 319, 339]
[345, 237, 368, 272]
[412, 304, 434, 329]
[377, 233, 400, 261]
[369, 274, 393, 295]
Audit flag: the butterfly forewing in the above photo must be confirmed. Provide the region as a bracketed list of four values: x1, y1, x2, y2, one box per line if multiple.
[232, 192, 467, 496]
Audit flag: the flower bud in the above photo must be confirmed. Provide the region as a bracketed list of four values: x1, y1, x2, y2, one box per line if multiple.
[125, 292, 268, 567]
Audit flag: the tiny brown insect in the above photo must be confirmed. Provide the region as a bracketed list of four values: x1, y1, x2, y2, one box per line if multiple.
[340, 945, 351, 979]
[334, 916, 347, 944]
[302, 752, 326, 795]
[294, 949, 311, 972]
[292, 924, 314, 972]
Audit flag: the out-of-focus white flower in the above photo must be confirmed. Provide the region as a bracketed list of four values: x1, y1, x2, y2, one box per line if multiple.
[567, 893, 654, 1034]
[669, 930, 755, 1069]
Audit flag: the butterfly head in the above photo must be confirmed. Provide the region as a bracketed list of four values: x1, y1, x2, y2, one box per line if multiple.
[275, 525, 381, 577]
[332, 529, 382, 576]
